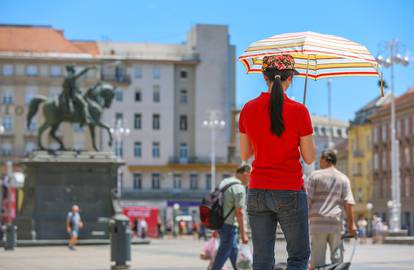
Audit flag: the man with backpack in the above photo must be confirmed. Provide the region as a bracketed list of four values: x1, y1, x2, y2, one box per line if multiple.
[210, 165, 251, 270]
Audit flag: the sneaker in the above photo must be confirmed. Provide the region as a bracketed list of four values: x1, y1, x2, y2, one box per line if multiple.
[68, 245, 76, 251]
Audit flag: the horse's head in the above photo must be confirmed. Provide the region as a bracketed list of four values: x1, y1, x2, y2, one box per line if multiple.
[85, 82, 115, 109]
[99, 83, 116, 108]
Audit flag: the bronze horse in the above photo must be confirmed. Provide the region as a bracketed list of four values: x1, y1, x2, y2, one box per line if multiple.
[27, 83, 115, 151]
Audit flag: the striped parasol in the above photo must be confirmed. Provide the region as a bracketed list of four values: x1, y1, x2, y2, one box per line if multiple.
[239, 31, 382, 102]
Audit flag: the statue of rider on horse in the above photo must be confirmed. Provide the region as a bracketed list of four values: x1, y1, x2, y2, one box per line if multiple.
[27, 64, 115, 151]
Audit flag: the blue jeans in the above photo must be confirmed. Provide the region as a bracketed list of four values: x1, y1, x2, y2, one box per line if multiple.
[212, 223, 239, 270]
[247, 189, 310, 270]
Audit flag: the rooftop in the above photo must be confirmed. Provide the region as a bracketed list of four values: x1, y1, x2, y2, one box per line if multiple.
[311, 115, 349, 127]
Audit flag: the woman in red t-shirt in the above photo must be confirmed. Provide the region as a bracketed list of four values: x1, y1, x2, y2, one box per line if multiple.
[239, 55, 316, 270]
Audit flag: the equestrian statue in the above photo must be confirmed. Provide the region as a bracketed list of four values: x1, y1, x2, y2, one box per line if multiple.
[27, 65, 115, 151]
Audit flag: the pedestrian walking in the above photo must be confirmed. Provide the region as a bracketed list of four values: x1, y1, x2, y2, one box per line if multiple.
[307, 149, 356, 269]
[66, 204, 84, 250]
[211, 165, 251, 270]
[139, 218, 148, 239]
[357, 218, 368, 244]
[132, 218, 139, 238]
[239, 55, 315, 270]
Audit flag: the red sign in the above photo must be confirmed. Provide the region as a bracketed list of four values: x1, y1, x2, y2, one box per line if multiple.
[3, 188, 16, 223]
[123, 206, 159, 238]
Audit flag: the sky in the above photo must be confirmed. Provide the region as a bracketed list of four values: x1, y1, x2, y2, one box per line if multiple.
[1, 0, 414, 121]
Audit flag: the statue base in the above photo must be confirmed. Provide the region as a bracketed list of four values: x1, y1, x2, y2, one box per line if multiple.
[15, 151, 124, 240]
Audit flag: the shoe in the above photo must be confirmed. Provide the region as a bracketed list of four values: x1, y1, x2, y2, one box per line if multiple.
[68, 245, 76, 251]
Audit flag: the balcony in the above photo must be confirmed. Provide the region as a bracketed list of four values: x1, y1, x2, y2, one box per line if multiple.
[121, 188, 209, 200]
[352, 149, 364, 157]
[101, 68, 131, 85]
[168, 156, 226, 164]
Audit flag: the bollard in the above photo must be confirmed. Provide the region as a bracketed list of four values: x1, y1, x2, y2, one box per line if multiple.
[4, 224, 17, 251]
[109, 213, 131, 270]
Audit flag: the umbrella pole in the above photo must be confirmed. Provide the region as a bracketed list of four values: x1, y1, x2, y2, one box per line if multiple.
[302, 56, 310, 104]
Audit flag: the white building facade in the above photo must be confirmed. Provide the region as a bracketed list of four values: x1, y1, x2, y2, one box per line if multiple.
[98, 25, 237, 219]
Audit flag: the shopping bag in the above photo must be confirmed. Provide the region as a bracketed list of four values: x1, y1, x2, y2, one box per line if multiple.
[202, 237, 219, 259]
[237, 244, 253, 270]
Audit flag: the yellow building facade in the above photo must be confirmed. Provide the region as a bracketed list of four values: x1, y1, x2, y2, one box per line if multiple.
[347, 123, 373, 218]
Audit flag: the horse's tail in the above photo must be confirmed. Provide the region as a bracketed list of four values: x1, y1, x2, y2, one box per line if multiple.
[27, 96, 47, 129]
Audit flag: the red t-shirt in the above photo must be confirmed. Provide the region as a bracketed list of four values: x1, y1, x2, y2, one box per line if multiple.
[239, 92, 313, 191]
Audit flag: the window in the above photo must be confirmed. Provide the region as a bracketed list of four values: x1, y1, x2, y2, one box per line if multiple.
[382, 124, 387, 143]
[153, 67, 161, 79]
[153, 85, 160, 103]
[179, 143, 188, 161]
[321, 127, 326, 136]
[374, 153, 379, 171]
[366, 159, 371, 173]
[27, 118, 37, 132]
[173, 174, 182, 190]
[357, 162, 362, 175]
[1, 143, 12, 156]
[3, 115, 12, 132]
[134, 142, 142, 158]
[115, 89, 123, 102]
[382, 152, 386, 171]
[152, 142, 160, 158]
[179, 115, 188, 131]
[115, 113, 123, 121]
[134, 66, 142, 78]
[24, 142, 36, 155]
[180, 70, 188, 79]
[3, 64, 13, 76]
[397, 120, 402, 137]
[405, 177, 410, 197]
[366, 134, 371, 149]
[314, 127, 319, 135]
[153, 114, 160, 130]
[26, 65, 38, 76]
[73, 123, 84, 133]
[180, 90, 188, 104]
[190, 174, 198, 190]
[357, 188, 363, 203]
[2, 89, 13, 104]
[337, 129, 343, 137]
[134, 114, 142, 129]
[152, 173, 161, 189]
[405, 118, 410, 137]
[405, 147, 410, 165]
[135, 90, 141, 102]
[206, 174, 212, 190]
[373, 126, 379, 143]
[25, 87, 38, 105]
[115, 141, 123, 158]
[50, 66, 61, 77]
[74, 142, 84, 151]
[133, 173, 142, 190]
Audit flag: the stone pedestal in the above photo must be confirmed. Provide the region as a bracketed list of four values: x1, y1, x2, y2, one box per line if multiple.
[15, 151, 123, 240]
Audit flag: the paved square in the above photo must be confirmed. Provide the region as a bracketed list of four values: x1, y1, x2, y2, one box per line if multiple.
[0, 239, 413, 270]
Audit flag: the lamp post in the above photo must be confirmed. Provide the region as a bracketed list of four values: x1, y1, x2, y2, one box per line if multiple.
[327, 79, 334, 149]
[203, 111, 226, 191]
[110, 118, 130, 198]
[173, 203, 180, 238]
[366, 202, 373, 236]
[376, 40, 410, 232]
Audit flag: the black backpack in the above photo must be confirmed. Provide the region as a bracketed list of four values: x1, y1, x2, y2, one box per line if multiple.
[199, 182, 238, 230]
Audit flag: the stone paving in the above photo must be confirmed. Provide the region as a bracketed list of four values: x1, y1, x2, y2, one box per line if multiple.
[0, 238, 413, 270]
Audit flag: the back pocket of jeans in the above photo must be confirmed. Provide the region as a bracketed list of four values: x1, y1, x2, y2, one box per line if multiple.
[247, 190, 259, 211]
[273, 192, 297, 211]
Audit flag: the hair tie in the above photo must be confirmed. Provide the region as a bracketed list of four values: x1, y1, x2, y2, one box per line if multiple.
[274, 75, 281, 80]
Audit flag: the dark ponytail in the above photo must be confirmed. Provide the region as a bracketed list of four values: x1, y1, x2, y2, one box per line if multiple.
[263, 69, 295, 137]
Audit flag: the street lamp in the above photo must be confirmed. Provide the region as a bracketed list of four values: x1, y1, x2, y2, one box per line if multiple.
[202, 111, 226, 191]
[110, 118, 130, 198]
[327, 79, 335, 149]
[376, 39, 410, 232]
[173, 203, 180, 238]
